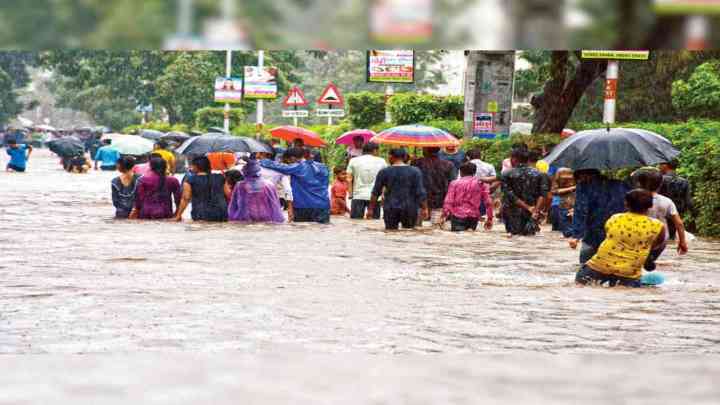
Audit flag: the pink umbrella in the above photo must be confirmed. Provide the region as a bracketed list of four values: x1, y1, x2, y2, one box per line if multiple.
[335, 129, 377, 146]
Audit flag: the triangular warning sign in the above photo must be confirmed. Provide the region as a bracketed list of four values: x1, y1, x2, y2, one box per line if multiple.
[282, 86, 309, 107]
[318, 83, 344, 106]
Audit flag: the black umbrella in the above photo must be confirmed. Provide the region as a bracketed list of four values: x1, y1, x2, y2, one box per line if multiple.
[140, 129, 165, 141]
[208, 127, 227, 134]
[544, 127, 680, 171]
[48, 136, 85, 157]
[160, 131, 190, 144]
[176, 134, 272, 156]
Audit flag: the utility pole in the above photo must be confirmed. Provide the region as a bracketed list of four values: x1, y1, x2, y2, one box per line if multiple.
[224, 50, 233, 133]
[222, 0, 235, 134]
[256, 50, 265, 138]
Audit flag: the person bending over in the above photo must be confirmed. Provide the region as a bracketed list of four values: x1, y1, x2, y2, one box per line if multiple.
[576, 189, 665, 288]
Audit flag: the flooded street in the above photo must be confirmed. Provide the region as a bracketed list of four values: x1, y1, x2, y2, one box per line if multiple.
[2, 149, 719, 355]
[1, 150, 720, 404]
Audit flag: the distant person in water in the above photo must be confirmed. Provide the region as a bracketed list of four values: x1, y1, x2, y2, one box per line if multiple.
[174, 156, 228, 222]
[153, 140, 175, 174]
[228, 158, 285, 223]
[634, 168, 688, 270]
[658, 159, 693, 240]
[442, 162, 494, 232]
[576, 189, 666, 288]
[223, 169, 244, 202]
[130, 157, 181, 220]
[132, 153, 162, 176]
[68, 152, 91, 173]
[259, 147, 331, 224]
[94, 139, 120, 171]
[330, 166, 350, 216]
[369, 148, 428, 230]
[5, 139, 32, 172]
[111, 156, 139, 219]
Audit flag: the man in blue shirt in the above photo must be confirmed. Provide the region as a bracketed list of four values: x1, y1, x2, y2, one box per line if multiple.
[5, 139, 32, 172]
[94, 139, 121, 171]
[260, 147, 331, 224]
[568, 169, 630, 264]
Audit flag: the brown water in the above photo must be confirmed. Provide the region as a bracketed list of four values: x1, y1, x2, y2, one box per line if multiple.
[2, 149, 719, 355]
[2, 150, 720, 403]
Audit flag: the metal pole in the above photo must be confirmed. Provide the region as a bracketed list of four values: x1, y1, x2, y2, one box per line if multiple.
[385, 84, 394, 123]
[224, 50, 232, 134]
[256, 50, 265, 133]
[178, 0, 193, 35]
[327, 105, 333, 126]
[603, 60, 619, 125]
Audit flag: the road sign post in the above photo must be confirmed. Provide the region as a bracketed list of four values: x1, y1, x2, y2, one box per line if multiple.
[317, 83, 345, 126]
[282, 86, 310, 126]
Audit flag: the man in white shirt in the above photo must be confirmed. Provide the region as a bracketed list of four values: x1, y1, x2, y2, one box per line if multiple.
[347, 142, 388, 219]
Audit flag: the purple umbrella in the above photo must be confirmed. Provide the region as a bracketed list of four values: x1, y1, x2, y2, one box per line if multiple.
[335, 129, 377, 146]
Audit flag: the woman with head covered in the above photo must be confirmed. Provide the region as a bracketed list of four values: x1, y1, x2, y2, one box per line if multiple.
[228, 158, 285, 224]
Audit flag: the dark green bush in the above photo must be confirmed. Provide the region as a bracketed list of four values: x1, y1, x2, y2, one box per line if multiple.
[346, 92, 386, 128]
[194, 107, 245, 132]
[386, 93, 464, 125]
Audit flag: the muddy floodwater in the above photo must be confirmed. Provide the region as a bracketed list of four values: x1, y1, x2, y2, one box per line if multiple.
[1, 150, 719, 403]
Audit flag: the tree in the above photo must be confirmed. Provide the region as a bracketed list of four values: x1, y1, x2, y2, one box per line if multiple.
[672, 60, 720, 120]
[154, 52, 216, 125]
[0, 52, 37, 126]
[531, 51, 607, 134]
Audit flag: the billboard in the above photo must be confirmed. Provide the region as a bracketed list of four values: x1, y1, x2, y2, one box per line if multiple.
[214, 77, 243, 103]
[367, 50, 415, 83]
[243, 67, 278, 99]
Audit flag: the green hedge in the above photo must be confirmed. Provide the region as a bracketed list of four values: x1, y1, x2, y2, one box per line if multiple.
[194, 107, 245, 132]
[386, 93, 464, 125]
[346, 92, 386, 128]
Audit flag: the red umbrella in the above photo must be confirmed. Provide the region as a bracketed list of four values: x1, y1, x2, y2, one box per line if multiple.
[335, 129, 377, 146]
[270, 126, 327, 148]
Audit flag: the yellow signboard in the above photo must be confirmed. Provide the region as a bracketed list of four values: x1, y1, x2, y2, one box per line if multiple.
[581, 50, 650, 60]
[654, 0, 720, 15]
[487, 101, 499, 113]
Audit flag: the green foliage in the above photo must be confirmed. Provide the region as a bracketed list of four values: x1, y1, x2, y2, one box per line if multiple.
[387, 93, 464, 125]
[672, 61, 720, 120]
[346, 92, 386, 128]
[421, 119, 465, 139]
[0, 68, 22, 125]
[194, 107, 245, 132]
[571, 120, 720, 237]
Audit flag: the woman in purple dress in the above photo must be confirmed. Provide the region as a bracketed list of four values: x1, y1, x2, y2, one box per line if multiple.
[228, 158, 285, 223]
[130, 157, 181, 220]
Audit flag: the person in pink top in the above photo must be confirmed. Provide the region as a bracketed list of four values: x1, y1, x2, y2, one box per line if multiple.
[132, 153, 162, 177]
[442, 162, 494, 232]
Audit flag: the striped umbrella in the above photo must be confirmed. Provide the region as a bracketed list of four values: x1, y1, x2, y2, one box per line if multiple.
[371, 125, 460, 148]
[270, 126, 327, 148]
